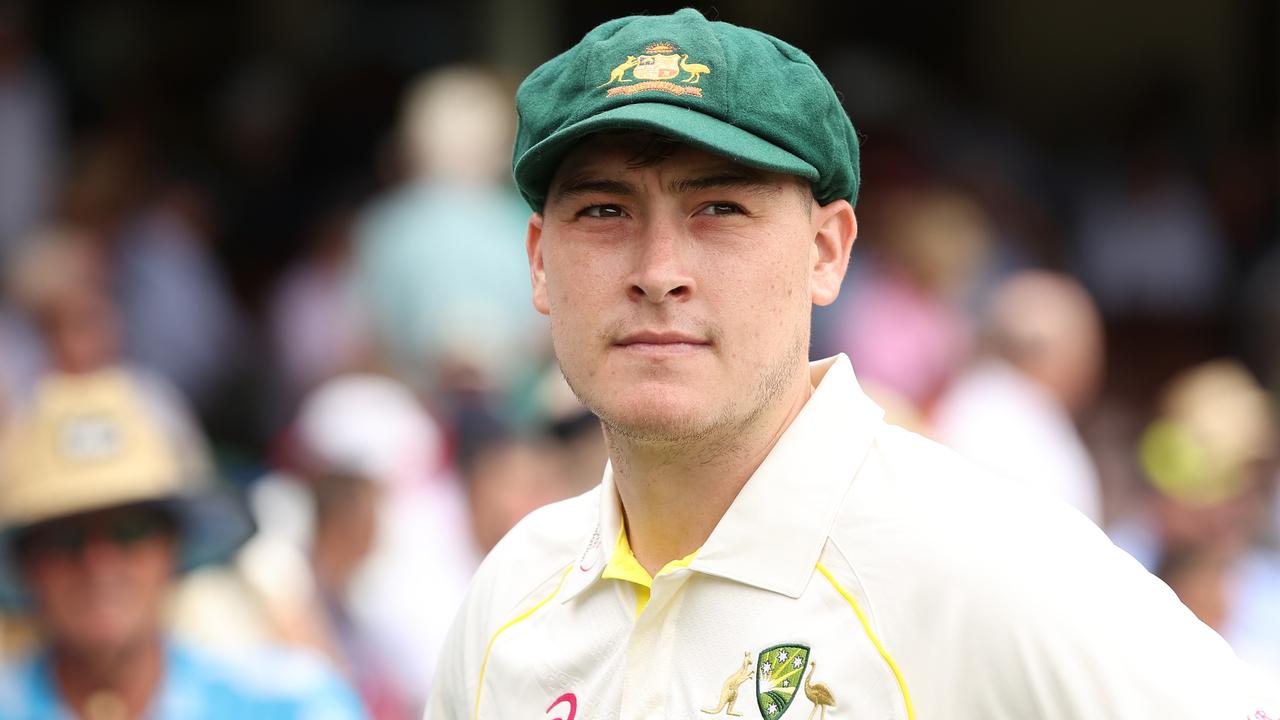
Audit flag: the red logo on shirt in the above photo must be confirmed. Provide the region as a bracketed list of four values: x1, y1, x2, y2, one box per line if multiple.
[546, 692, 577, 720]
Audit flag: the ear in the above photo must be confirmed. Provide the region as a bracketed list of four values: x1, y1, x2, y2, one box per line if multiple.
[809, 199, 856, 306]
[527, 212, 551, 315]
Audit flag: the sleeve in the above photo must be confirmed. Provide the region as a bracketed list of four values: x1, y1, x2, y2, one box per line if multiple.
[955, 533, 1280, 719]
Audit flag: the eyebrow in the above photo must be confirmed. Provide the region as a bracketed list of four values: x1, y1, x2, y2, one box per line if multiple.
[667, 171, 782, 198]
[550, 169, 783, 204]
[551, 177, 637, 203]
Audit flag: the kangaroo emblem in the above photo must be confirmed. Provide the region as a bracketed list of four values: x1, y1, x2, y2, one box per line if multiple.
[701, 652, 754, 716]
[599, 55, 640, 87]
[679, 54, 711, 83]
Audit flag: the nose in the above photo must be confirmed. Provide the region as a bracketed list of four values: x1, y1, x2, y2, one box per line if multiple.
[628, 217, 695, 303]
[78, 535, 130, 572]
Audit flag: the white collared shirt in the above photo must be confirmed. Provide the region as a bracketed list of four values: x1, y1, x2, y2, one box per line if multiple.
[426, 355, 1279, 720]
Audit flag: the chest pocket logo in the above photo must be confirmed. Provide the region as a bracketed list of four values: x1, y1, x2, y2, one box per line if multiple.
[755, 644, 813, 719]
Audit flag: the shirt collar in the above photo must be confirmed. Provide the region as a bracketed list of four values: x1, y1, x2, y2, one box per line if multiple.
[560, 354, 884, 603]
[559, 465, 621, 602]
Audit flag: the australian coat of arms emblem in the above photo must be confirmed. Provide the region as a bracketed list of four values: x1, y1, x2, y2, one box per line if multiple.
[756, 644, 811, 720]
[599, 42, 711, 97]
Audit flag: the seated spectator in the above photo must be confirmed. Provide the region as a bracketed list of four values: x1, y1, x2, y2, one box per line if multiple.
[1123, 360, 1280, 681]
[354, 66, 549, 404]
[833, 186, 992, 411]
[0, 367, 367, 719]
[233, 374, 471, 715]
[932, 271, 1105, 522]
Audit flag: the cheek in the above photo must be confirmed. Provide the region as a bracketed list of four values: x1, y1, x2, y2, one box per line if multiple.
[543, 246, 614, 345]
[715, 247, 808, 338]
[24, 563, 70, 607]
[111, 542, 176, 607]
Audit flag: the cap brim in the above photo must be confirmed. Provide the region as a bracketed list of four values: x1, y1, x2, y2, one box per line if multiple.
[515, 102, 819, 210]
[0, 490, 255, 609]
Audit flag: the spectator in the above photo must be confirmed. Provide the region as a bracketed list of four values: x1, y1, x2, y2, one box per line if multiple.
[237, 374, 473, 714]
[932, 271, 1106, 522]
[1128, 361, 1280, 680]
[832, 185, 992, 412]
[6, 224, 118, 378]
[354, 66, 548, 405]
[0, 366, 367, 718]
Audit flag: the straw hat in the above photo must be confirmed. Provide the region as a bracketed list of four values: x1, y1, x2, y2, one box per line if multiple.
[1140, 360, 1278, 507]
[0, 367, 254, 607]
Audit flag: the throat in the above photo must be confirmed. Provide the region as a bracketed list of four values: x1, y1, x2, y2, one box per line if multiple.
[606, 381, 812, 577]
[614, 461, 740, 578]
[52, 635, 164, 720]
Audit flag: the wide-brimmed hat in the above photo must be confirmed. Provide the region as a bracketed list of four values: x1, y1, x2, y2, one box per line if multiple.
[0, 366, 254, 608]
[1140, 360, 1278, 508]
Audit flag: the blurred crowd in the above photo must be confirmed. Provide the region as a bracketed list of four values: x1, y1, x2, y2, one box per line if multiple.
[0, 1, 1277, 717]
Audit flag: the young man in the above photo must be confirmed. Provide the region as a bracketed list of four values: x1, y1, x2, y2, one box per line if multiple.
[427, 10, 1279, 719]
[0, 367, 368, 719]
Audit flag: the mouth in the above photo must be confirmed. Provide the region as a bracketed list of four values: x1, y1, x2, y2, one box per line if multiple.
[614, 330, 711, 356]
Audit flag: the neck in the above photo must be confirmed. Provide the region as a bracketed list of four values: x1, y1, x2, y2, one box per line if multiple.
[311, 529, 355, 599]
[607, 367, 813, 577]
[52, 633, 164, 720]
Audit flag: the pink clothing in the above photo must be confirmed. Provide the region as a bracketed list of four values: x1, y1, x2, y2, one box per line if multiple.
[837, 271, 972, 408]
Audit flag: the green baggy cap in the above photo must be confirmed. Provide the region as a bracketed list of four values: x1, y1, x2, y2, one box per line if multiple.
[513, 8, 860, 211]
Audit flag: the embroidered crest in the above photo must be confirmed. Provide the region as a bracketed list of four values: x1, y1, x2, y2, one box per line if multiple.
[599, 42, 711, 97]
[755, 644, 810, 720]
[700, 651, 754, 716]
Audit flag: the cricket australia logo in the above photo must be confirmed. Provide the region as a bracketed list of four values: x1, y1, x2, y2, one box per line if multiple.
[756, 644, 810, 720]
[598, 42, 711, 97]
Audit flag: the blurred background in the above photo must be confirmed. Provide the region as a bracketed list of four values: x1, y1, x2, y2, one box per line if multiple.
[0, 0, 1276, 715]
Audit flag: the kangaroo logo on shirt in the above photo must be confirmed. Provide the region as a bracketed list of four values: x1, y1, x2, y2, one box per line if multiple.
[700, 652, 754, 716]
[755, 644, 811, 720]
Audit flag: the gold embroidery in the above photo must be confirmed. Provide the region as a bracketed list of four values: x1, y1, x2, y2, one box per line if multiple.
[606, 80, 703, 98]
[600, 43, 712, 97]
[803, 661, 836, 720]
[678, 54, 711, 83]
[598, 56, 641, 88]
[701, 652, 755, 717]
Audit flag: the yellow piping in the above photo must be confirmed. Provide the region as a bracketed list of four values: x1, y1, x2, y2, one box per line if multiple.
[816, 562, 916, 720]
[474, 566, 573, 719]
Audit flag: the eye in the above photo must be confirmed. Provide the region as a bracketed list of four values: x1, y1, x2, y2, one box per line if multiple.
[697, 202, 745, 216]
[578, 204, 627, 219]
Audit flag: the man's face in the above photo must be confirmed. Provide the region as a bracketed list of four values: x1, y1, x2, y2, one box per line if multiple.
[18, 505, 176, 659]
[528, 134, 854, 443]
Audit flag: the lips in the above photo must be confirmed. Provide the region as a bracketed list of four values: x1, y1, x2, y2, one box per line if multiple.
[616, 330, 709, 346]
[614, 329, 711, 357]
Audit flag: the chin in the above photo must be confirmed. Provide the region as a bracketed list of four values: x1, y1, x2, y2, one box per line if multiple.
[594, 390, 723, 443]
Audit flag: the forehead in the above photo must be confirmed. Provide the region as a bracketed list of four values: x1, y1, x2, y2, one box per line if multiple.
[548, 132, 808, 199]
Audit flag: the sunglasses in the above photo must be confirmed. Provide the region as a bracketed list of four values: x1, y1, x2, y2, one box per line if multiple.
[15, 507, 176, 560]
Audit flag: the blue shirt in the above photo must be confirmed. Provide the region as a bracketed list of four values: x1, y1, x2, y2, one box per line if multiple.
[0, 642, 369, 719]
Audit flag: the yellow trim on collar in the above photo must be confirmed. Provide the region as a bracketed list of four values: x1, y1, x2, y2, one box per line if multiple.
[600, 522, 698, 616]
